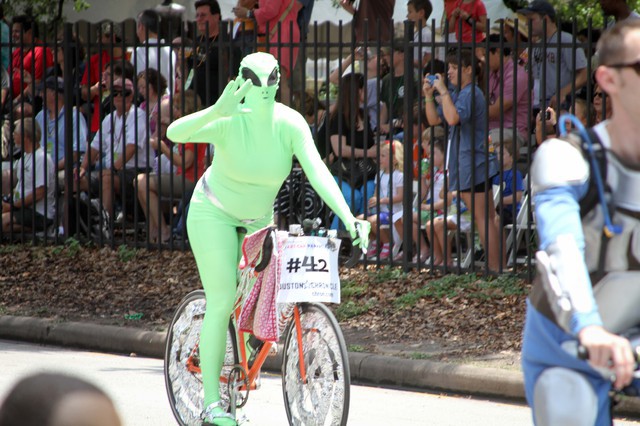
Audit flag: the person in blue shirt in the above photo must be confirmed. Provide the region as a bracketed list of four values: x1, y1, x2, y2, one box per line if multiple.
[521, 19, 640, 425]
[490, 128, 524, 228]
[35, 76, 88, 185]
[423, 47, 501, 270]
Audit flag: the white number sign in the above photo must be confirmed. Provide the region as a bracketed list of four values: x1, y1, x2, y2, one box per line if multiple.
[277, 236, 342, 304]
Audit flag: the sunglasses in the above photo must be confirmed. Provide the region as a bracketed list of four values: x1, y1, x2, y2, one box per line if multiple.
[607, 60, 640, 74]
[593, 92, 604, 98]
[113, 90, 132, 97]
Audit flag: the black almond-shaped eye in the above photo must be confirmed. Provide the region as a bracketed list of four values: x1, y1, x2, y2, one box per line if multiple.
[267, 67, 278, 86]
[241, 67, 261, 86]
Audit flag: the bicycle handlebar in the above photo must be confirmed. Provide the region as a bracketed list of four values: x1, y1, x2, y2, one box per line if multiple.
[572, 329, 640, 386]
[344, 221, 366, 268]
[576, 327, 640, 365]
[249, 219, 365, 272]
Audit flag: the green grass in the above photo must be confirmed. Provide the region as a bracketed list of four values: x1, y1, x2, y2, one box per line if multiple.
[394, 274, 526, 309]
[51, 238, 83, 257]
[0, 245, 20, 254]
[368, 266, 406, 284]
[117, 245, 137, 262]
[348, 344, 365, 352]
[341, 279, 367, 298]
[409, 352, 433, 360]
[335, 299, 376, 321]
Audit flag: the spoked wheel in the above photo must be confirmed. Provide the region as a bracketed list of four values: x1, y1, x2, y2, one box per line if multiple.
[281, 303, 350, 426]
[164, 290, 239, 425]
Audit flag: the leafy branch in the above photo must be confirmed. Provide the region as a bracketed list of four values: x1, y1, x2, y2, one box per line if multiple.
[3, 0, 90, 24]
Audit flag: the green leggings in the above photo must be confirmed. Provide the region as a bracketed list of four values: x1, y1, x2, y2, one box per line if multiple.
[187, 188, 272, 408]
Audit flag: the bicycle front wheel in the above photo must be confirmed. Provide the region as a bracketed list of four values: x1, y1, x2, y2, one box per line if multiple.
[164, 290, 239, 426]
[282, 302, 350, 426]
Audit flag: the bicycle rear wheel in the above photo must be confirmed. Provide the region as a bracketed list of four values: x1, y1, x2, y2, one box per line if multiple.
[164, 290, 239, 425]
[281, 302, 350, 426]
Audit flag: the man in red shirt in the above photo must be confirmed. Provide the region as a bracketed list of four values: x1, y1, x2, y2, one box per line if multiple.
[10, 15, 53, 101]
[80, 23, 128, 137]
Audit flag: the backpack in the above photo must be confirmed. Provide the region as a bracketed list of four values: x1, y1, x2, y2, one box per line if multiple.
[574, 128, 608, 218]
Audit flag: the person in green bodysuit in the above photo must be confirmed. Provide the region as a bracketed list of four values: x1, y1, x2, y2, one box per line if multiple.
[167, 52, 370, 426]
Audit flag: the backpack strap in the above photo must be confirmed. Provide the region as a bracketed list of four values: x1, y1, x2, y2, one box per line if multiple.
[573, 127, 612, 281]
[576, 127, 609, 217]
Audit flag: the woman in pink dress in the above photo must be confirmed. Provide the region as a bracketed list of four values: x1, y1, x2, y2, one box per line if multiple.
[254, 0, 301, 105]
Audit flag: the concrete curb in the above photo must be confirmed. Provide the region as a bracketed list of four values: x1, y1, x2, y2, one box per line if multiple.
[0, 316, 165, 358]
[3, 315, 640, 417]
[0, 315, 524, 400]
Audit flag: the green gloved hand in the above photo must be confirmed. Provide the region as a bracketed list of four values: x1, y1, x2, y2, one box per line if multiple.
[346, 219, 370, 253]
[212, 78, 253, 118]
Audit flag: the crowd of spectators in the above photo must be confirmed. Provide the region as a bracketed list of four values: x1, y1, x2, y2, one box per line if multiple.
[0, 0, 634, 268]
[318, 0, 636, 269]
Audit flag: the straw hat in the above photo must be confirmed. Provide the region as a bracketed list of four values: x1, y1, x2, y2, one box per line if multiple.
[490, 14, 529, 40]
[504, 14, 529, 40]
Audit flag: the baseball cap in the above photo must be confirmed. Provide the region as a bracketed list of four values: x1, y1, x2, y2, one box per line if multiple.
[38, 76, 65, 93]
[112, 78, 134, 96]
[517, 0, 556, 21]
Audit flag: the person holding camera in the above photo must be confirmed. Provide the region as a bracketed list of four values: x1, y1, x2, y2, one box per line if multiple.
[423, 48, 501, 271]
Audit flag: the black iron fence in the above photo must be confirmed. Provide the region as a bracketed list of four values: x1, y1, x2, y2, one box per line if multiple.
[0, 17, 606, 277]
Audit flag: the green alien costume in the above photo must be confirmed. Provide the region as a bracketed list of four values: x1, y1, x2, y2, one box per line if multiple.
[167, 52, 369, 425]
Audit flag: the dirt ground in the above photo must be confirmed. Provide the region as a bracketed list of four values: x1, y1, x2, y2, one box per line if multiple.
[0, 244, 527, 369]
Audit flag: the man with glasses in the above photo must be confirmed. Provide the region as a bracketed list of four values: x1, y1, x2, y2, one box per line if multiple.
[188, 0, 240, 107]
[522, 19, 640, 425]
[75, 79, 149, 228]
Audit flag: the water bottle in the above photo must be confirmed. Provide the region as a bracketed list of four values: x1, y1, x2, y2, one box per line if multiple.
[421, 157, 430, 180]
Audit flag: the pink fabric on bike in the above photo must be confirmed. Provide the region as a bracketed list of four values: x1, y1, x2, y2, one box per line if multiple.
[238, 227, 288, 342]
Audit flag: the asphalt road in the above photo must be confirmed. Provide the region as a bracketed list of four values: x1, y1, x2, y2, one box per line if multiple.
[1, 339, 639, 425]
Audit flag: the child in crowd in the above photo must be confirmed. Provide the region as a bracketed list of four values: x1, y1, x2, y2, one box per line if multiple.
[426, 188, 471, 266]
[449, 0, 487, 43]
[413, 130, 446, 262]
[424, 47, 502, 270]
[362, 140, 404, 260]
[490, 128, 524, 227]
[409, 101, 428, 178]
[407, 0, 434, 68]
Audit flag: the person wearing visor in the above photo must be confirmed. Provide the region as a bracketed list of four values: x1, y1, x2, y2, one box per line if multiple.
[167, 52, 370, 426]
[76, 78, 149, 222]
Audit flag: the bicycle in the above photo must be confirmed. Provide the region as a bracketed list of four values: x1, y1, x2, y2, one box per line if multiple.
[164, 222, 364, 426]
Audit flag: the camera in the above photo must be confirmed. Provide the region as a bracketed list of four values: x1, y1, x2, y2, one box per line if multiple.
[545, 110, 551, 121]
[426, 75, 438, 85]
